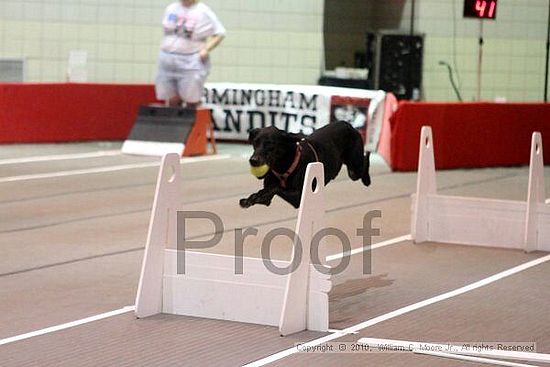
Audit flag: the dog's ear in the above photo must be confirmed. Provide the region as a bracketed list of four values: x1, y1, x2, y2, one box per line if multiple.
[281, 131, 303, 142]
[248, 128, 260, 143]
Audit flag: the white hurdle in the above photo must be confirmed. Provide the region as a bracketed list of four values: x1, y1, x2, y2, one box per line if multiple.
[412, 126, 550, 252]
[135, 153, 332, 336]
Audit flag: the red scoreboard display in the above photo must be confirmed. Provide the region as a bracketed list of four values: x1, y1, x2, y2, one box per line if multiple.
[463, 0, 498, 20]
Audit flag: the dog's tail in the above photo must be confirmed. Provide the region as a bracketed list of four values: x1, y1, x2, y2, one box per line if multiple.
[362, 151, 371, 187]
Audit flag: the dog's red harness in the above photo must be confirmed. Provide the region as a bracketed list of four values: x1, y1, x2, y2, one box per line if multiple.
[271, 138, 319, 189]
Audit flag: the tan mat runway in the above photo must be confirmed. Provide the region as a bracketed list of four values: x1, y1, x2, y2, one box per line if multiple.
[0, 142, 549, 366]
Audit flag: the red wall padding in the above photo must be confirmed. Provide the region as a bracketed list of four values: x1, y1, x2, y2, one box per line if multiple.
[0, 83, 158, 143]
[387, 101, 550, 171]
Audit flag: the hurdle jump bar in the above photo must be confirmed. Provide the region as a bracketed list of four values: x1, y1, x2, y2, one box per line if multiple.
[134, 153, 332, 336]
[412, 126, 549, 252]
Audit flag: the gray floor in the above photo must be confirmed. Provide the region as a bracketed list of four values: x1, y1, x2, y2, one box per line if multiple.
[0, 142, 549, 366]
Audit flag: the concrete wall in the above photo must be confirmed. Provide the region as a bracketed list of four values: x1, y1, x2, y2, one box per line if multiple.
[0, 0, 324, 85]
[417, 0, 548, 101]
[324, 0, 548, 101]
[1, 0, 548, 101]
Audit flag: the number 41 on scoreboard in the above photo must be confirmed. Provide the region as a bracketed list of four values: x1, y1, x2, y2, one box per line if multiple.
[463, 0, 498, 20]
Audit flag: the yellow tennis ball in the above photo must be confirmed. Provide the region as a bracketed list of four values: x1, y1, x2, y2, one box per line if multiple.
[250, 164, 269, 178]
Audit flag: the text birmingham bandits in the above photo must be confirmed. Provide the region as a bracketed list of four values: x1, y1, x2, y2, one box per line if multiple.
[203, 87, 320, 134]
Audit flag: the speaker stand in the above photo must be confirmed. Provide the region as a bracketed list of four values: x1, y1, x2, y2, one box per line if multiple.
[477, 20, 484, 101]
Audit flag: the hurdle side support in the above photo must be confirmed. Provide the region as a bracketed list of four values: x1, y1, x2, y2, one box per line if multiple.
[135, 153, 182, 318]
[279, 163, 328, 336]
[135, 157, 331, 335]
[524, 132, 545, 252]
[412, 126, 550, 253]
[412, 126, 437, 243]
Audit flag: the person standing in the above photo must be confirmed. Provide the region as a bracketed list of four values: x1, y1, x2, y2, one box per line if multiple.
[155, 0, 225, 108]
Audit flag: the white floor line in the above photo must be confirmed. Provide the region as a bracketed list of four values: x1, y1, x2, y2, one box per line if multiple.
[327, 329, 358, 335]
[0, 235, 409, 347]
[0, 150, 121, 166]
[243, 253, 550, 367]
[0, 306, 135, 347]
[359, 338, 550, 365]
[0, 154, 231, 183]
[326, 234, 411, 262]
[415, 350, 539, 367]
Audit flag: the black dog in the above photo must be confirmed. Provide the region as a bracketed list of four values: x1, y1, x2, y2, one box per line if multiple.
[239, 122, 371, 209]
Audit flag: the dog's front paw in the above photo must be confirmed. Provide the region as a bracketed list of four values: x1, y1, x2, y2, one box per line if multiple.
[362, 174, 371, 187]
[239, 198, 251, 208]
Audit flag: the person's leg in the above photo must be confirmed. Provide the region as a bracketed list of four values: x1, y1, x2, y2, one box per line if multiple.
[178, 53, 209, 109]
[185, 102, 199, 109]
[155, 52, 182, 107]
[156, 77, 180, 106]
[178, 70, 206, 108]
[168, 95, 183, 107]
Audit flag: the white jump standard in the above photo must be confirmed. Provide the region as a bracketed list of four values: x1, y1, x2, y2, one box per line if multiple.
[135, 153, 332, 336]
[412, 126, 550, 252]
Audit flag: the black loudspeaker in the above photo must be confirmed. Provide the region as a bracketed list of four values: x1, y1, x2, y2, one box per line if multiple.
[366, 32, 424, 100]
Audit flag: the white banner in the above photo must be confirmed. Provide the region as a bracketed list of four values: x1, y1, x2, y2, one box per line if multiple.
[202, 83, 387, 151]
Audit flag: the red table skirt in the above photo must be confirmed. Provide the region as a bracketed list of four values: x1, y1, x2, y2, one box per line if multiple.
[0, 83, 158, 143]
[381, 101, 550, 171]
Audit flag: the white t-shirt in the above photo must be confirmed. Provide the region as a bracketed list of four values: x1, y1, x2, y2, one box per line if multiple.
[161, 2, 226, 54]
